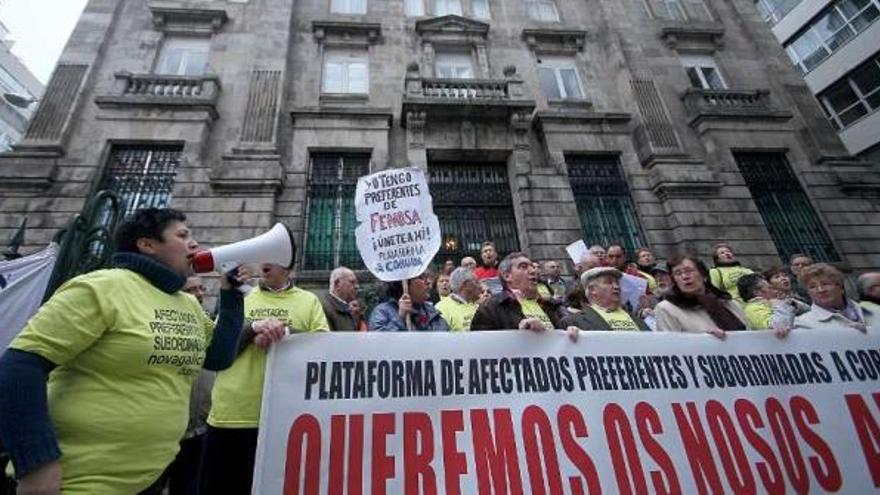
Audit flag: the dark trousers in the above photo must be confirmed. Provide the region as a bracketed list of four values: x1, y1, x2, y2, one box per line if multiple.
[167, 434, 207, 495]
[139, 433, 207, 495]
[199, 426, 258, 495]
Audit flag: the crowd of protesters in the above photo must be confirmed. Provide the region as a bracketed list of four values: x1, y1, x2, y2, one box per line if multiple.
[1, 207, 879, 494]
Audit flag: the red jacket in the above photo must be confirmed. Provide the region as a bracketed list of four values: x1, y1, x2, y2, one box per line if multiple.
[474, 266, 499, 280]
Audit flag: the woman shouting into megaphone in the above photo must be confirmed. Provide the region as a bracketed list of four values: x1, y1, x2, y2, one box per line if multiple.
[0, 208, 247, 494]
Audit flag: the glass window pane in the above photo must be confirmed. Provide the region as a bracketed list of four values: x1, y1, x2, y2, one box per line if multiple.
[539, 67, 561, 99]
[323, 62, 343, 92]
[702, 67, 725, 89]
[826, 25, 855, 50]
[158, 50, 183, 75]
[406, 0, 424, 15]
[473, 0, 490, 18]
[686, 67, 704, 88]
[560, 68, 582, 98]
[852, 6, 879, 30]
[348, 62, 368, 93]
[851, 61, 880, 95]
[865, 90, 880, 110]
[182, 52, 208, 76]
[824, 82, 860, 112]
[839, 103, 868, 125]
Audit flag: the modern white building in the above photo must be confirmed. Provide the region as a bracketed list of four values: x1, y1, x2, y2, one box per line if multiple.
[0, 20, 43, 151]
[757, 0, 880, 161]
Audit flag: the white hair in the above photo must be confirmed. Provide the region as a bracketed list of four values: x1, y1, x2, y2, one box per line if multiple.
[449, 267, 477, 293]
[329, 267, 354, 291]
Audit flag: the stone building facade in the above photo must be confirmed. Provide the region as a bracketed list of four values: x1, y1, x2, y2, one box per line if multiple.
[1, 0, 878, 287]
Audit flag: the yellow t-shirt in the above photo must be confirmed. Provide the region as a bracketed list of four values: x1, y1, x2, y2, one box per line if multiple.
[208, 286, 329, 428]
[10, 269, 214, 494]
[435, 296, 478, 332]
[744, 299, 773, 330]
[591, 304, 640, 331]
[520, 298, 553, 329]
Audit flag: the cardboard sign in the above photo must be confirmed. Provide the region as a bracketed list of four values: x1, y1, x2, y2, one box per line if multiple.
[253, 328, 880, 494]
[354, 168, 441, 282]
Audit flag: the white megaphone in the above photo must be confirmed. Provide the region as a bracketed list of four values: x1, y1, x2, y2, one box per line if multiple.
[190, 223, 295, 273]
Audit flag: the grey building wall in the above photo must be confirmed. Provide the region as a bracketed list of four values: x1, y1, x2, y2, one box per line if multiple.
[0, 0, 878, 287]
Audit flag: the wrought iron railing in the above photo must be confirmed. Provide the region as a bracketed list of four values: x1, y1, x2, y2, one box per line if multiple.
[302, 153, 370, 271]
[734, 152, 839, 262]
[567, 155, 645, 255]
[428, 163, 519, 264]
[43, 190, 122, 300]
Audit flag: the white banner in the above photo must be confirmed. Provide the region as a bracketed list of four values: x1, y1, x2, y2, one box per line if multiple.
[254, 329, 880, 494]
[0, 244, 58, 350]
[354, 167, 441, 282]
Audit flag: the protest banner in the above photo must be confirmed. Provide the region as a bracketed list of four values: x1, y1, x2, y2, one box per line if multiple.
[253, 329, 880, 494]
[354, 167, 441, 282]
[0, 243, 58, 350]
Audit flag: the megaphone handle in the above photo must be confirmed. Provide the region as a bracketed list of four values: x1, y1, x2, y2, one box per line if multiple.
[402, 280, 413, 332]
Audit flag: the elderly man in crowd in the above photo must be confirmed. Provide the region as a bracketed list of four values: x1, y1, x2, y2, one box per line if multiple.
[607, 243, 656, 292]
[317, 267, 360, 331]
[436, 267, 482, 331]
[859, 272, 880, 310]
[461, 256, 477, 270]
[588, 245, 607, 265]
[575, 252, 602, 278]
[561, 267, 650, 331]
[538, 260, 569, 301]
[471, 252, 578, 343]
[788, 253, 814, 303]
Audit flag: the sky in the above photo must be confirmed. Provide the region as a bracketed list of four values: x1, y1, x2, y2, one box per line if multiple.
[0, 0, 89, 84]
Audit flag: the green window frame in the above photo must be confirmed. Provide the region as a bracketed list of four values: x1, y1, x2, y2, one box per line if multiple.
[302, 153, 370, 270]
[567, 154, 645, 255]
[428, 162, 520, 264]
[735, 152, 839, 262]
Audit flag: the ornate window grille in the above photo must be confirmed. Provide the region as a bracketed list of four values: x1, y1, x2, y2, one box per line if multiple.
[303, 153, 370, 270]
[566, 155, 645, 255]
[428, 162, 519, 264]
[100, 144, 182, 218]
[734, 152, 839, 262]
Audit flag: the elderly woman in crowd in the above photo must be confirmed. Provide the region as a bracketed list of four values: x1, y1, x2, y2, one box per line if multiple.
[708, 242, 754, 302]
[369, 272, 449, 332]
[795, 263, 878, 332]
[655, 254, 747, 337]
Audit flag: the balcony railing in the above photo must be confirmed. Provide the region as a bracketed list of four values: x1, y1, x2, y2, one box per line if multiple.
[402, 69, 535, 125]
[95, 72, 221, 119]
[417, 78, 511, 100]
[681, 88, 791, 124]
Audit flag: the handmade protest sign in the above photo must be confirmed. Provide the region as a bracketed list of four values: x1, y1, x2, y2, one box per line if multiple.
[354, 167, 441, 282]
[254, 328, 880, 494]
